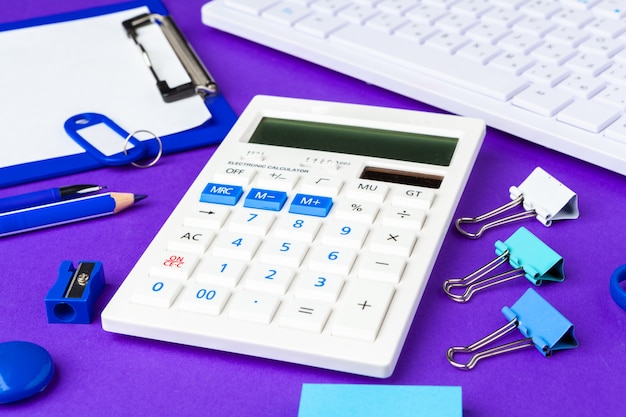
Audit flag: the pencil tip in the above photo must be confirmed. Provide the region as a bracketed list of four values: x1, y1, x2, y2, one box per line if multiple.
[134, 194, 148, 203]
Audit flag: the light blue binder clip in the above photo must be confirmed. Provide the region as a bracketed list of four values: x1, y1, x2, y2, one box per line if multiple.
[455, 167, 579, 239]
[447, 288, 578, 370]
[443, 227, 564, 303]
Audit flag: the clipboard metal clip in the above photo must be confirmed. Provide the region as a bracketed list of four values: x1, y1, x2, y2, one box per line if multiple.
[123, 13, 218, 103]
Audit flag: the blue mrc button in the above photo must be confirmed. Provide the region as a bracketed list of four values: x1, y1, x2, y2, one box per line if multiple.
[289, 193, 333, 217]
[200, 183, 243, 205]
[244, 188, 287, 211]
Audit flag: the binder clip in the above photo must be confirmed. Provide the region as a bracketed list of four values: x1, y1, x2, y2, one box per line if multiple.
[447, 288, 578, 370]
[443, 227, 564, 303]
[455, 167, 579, 239]
[45, 261, 105, 324]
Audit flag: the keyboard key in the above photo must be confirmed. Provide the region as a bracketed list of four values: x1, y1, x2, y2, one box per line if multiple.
[184, 204, 230, 230]
[227, 291, 280, 324]
[178, 284, 231, 315]
[557, 99, 621, 132]
[379, 206, 426, 229]
[299, 175, 343, 196]
[228, 210, 276, 235]
[131, 278, 183, 308]
[212, 232, 261, 260]
[332, 279, 395, 341]
[289, 193, 334, 217]
[262, 2, 312, 25]
[256, 238, 309, 267]
[167, 227, 214, 254]
[390, 187, 434, 209]
[294, 12, 346, 37]
[224, 0, 279, 15]
[243, 264, 295, 295]
[273, 214, 322, 242]
[200, 183, 244, 205]
[356, 253, 407, 283]
[604, 115, 626, 143]
[150, 252, 200, 280]
[333, 199, 379, 223]
[558, 73, 606, 99]
[292, 271, 345, 303]
[307, 246, 357, 275]
[511, 85, 574, 116]
[254, 170, 300, 191]
[278, 299, 331, 333]
[341, 180, 387, 203]
[368, 227, 417, 257]
[319, 221, 369, 249]
[243, 188, 288, 211]
[195, 258, 247, 287]
[329, 24, 528, 100]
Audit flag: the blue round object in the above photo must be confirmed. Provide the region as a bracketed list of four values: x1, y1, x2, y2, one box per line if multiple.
[610, 265, 626, 311]
[0, 341, 54, 404]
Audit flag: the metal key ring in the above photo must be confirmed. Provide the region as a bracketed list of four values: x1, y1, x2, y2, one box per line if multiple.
[610, 264, 626, 311]
[123, 129, 163, 168]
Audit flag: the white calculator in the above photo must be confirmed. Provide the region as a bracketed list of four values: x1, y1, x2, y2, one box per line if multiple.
[101, 95, 485, 377]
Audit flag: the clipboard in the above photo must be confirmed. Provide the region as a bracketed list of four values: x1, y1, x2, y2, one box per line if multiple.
[0, 0, 237, 188]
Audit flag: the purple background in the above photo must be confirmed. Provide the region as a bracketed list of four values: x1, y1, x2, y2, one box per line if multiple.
[2, 1, 625, 415]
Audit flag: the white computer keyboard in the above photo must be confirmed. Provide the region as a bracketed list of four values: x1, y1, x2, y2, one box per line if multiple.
[202, 0, 626, 175]
[101, 95, 485, 377]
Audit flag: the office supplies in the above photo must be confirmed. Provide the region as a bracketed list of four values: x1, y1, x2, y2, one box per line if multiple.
[447, 288, 578, 370]
[455, 167, 579, 238]
[0, 0, 237, 188]
[297, 384, 462, 417]
[101, 95, 485, 378]
[0, 341, 54, 404]
[202, 0, 626, 176]
[0, 192, 146, 238]
[443, 227, 564, 303]
[0, 184, 104, 214]
[46, 261, 106, 324]
[610, 264, 626, 311]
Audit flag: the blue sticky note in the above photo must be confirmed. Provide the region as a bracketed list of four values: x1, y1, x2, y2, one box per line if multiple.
[297, 384, 462, 417]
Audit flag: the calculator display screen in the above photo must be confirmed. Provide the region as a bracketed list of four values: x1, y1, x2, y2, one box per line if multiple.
[248, 117, 458, 166]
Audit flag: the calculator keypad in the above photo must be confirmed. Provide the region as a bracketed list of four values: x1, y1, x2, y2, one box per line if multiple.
[130, 170, 427, 342]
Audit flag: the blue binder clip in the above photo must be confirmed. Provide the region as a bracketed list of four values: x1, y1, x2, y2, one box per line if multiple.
[447, 288, 578, 370]
[455, 167, 579, 239]
[443, 227, 564, 303]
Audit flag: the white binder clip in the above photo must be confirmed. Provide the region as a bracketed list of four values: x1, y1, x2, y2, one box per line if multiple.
[455, 167, 579, 239]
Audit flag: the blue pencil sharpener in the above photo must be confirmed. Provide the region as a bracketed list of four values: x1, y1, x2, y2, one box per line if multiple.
[45, 261, 105, 324]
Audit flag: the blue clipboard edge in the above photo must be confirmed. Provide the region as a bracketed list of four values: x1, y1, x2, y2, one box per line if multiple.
[0, 0, 237, 189]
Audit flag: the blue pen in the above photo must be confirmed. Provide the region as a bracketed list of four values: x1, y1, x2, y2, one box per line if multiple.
[0, 185, 105, 213]
[0, 192, 146, 237]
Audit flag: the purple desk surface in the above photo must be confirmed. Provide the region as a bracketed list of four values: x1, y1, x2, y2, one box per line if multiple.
[2, 1, 625, 416]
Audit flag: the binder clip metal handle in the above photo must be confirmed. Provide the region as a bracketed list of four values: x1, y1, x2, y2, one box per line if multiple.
[447, 318, 536, 370]
[455, 195, 536, 239]
[443, 249, 526, 303]
[447, 289, 578, 370]
[455, 167, 579, 239]
[443, 227, 564, 302]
